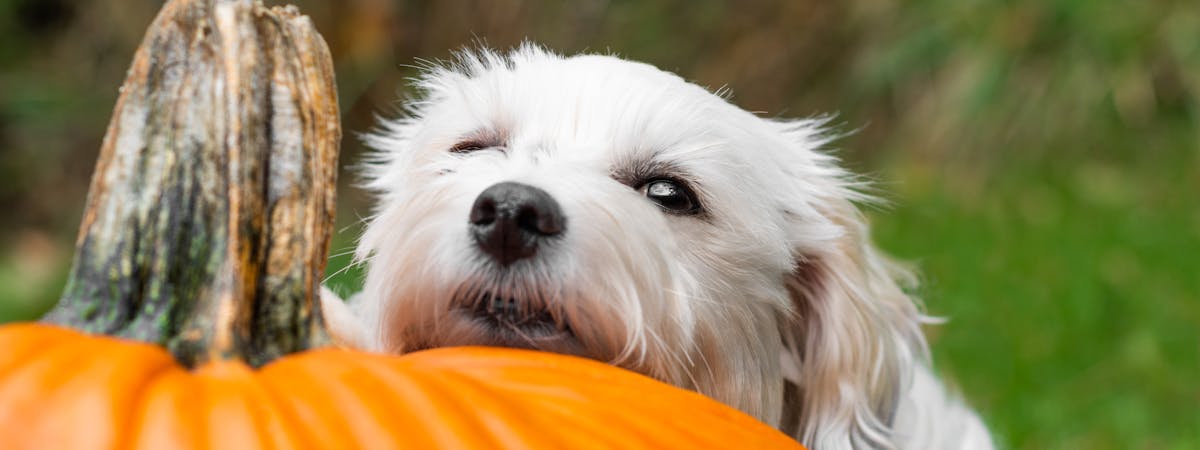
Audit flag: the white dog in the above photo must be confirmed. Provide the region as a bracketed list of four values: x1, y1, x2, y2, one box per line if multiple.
[322, 44, 993, 449]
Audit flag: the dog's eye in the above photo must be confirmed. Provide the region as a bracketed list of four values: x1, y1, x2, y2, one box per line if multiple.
[450, 140, 489, 153]
[640, 179, 700, 214]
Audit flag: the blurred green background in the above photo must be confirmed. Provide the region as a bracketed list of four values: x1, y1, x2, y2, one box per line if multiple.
[1, 0, 1196, 447]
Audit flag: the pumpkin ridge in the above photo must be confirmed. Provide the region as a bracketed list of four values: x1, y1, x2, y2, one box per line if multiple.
[0, 332, 105, 448]
[0, 329, 169, 448]
[317, 350, 484, 448]
[258, 350, 411, 448]
[61, 333, 179, 449]
[125, 367, 208, 449]
[405, 347, 795, 447]
[108, 342, 183, 450]
[357, 355, 559, 448]
[254, 357, 354, 450]
[210, 362, 309, 450]
[0, 325, 78, 377]
[193, 361, 305, 450]
[245, 365, 321, 450]
[0, 330, 114, 398]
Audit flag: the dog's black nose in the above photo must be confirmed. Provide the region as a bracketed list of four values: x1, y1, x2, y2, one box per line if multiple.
[469, 181, 565, 266]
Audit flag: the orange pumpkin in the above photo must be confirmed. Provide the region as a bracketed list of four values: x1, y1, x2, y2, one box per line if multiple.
[0, 324, 802, 449]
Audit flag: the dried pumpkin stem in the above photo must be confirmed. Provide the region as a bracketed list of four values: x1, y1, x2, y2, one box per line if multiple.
[42, 0, 340, 368]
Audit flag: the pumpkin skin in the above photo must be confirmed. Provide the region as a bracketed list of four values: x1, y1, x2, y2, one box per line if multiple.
[0, 324, 804, 449]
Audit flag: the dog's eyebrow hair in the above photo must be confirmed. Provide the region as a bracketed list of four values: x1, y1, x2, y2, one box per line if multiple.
[611, 157, 712, 219]
[450, 127, 508, 152]
[610, 157, 689, 188]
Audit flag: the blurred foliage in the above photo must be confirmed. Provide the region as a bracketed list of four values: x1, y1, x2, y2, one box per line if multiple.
[1, 0, 1197, 448]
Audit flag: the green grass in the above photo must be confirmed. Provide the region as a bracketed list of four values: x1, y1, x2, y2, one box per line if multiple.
[870, 154, 1200, 448]
[323, 221, 368, 302]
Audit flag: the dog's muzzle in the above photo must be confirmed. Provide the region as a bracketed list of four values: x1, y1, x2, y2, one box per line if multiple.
[459, 291, 563, 334]
[469, 182, 565, 266]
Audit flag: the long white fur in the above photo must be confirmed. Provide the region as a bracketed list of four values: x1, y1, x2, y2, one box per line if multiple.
[322, 43, 993, 450]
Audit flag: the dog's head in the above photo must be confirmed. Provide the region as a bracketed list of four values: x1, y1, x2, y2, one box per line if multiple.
[355, 45, 926, 446]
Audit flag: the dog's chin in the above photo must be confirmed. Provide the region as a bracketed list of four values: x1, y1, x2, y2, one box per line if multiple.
[408, 291, 588, 357]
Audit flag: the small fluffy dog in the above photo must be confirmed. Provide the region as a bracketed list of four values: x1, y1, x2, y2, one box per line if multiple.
[322, 44, 993, 449]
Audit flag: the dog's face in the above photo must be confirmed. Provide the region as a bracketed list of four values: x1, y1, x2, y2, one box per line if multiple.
[357, 46, 924, 442]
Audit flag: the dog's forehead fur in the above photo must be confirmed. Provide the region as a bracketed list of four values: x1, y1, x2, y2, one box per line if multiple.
[369, 46, 851, 262]
[424, 52, 726, 152]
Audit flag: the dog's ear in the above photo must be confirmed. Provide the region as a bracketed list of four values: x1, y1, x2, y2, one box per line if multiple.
[779, 203, 927, 446]
[771, 124, 928, 447]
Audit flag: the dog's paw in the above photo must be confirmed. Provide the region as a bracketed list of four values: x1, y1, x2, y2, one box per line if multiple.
[321, 286, 366, 349]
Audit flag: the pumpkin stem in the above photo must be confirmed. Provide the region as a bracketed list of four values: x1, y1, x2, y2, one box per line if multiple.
[42, 0, 340, 368]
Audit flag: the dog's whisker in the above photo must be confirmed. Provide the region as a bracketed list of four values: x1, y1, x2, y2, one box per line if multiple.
[326, 248, 359, 259]
[688, 339, 718, 391]
[321, 262, 360, 285]
[639, 324, 686, 382]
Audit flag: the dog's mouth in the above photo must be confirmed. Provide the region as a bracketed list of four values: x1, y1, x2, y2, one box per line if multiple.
[448, 290, 577, 351]
[465, 292, 559, 331]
